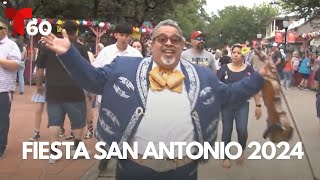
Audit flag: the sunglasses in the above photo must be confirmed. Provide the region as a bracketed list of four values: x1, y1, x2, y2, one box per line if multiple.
[0, 26, 7, 30]
[195, 37, 205, 42]
[153, 34, 182, 45]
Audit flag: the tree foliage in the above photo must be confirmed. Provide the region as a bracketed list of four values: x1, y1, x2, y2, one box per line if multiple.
[205, 3, 279, 47]
[164, 0, 209, 39]
[97, 0, 186, 26]
[279, 0, 320, 20]
[1, 0, 279, 48]
[1, 0, 188, 26]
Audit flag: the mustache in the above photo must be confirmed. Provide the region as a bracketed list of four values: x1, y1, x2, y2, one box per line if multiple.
[161, 48, 176, 52]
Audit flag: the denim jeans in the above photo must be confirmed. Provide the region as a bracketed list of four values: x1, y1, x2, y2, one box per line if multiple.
[47, 101, 86, 129]
[17, 61, 25, 93]
[0, 92, 12, 152]
[221, 102, 249, 156]
[283, 71, 293, 88]
[116, 159, 198, 180]
[277, 67, 284, 80]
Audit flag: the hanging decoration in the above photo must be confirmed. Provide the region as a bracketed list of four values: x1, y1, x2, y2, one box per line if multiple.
[301, 30, 320, 39]
[14, 18, 112, 31]
[132, 21, 154, 40]
[56, 19, 64, 32]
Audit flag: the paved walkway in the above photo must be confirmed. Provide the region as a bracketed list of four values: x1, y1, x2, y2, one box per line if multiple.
[0, 85, 98, 180]
[2, 85, 320, 180]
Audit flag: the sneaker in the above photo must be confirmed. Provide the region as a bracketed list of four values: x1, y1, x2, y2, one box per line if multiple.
[59, 127, 65, 138]
[28, 133, 40, 141]
[84, 131, 93, 139]
[298, 85, 303, 90]
[0, 150, 6, 160]
[65, 130, 74, 140]
[65, 134, 74, 140]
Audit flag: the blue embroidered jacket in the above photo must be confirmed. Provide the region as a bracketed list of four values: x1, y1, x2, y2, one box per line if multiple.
[59, 46, 264, 155]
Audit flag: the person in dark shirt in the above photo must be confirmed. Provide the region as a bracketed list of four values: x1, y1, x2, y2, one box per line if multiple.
[35, 20, 89, 164]
[219, 49, 232, 67]
[217, 44, 262, 169]
[271, 42, 284, 80]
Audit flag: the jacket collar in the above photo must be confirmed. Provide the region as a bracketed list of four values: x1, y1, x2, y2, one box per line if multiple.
[136, 57, 200, 111]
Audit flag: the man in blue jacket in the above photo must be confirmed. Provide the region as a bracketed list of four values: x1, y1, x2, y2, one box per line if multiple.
[41, 19, 269, 180]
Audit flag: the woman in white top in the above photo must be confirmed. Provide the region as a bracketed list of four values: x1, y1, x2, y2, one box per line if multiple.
[291, 51, 301, 86]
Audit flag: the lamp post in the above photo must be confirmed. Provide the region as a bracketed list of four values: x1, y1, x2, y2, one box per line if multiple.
[282, 17, 290, 53]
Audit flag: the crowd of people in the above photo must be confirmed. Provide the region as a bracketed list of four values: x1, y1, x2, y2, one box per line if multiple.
[0, 16, 319, 179]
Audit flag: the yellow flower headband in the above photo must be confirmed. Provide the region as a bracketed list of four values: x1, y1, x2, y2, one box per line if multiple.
[241, 47, 251, 56]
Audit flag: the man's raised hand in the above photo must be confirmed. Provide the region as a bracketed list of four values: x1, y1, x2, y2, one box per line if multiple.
[40, 29, 71, 55]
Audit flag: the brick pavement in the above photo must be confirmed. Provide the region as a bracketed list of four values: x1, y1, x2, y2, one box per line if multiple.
[0, 85, 98, 180]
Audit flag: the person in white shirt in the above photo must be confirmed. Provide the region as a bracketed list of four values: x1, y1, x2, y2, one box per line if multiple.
[213, 49, 222, 70]
[92, 22, 142, 68]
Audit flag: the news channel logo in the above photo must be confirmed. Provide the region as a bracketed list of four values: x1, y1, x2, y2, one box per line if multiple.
[4, 7, 52, 36]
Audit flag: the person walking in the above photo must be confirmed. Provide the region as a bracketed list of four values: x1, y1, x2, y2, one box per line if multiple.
[0, 18, 21, 159]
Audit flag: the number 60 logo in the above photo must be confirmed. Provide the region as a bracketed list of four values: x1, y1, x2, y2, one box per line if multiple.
[26, 20, 52, 36]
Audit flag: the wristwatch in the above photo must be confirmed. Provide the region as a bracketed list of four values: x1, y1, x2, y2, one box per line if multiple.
[256, 104, 262, 107]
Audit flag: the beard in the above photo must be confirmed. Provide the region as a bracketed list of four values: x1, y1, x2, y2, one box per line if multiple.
[197, 43, 204, 50]
[160, 56, 176, 66]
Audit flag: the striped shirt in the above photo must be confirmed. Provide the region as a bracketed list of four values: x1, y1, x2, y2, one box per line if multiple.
[0, 36, 21, 92]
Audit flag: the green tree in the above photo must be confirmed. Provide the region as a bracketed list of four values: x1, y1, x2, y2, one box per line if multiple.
[279, 0, 320, 19]
[97, 0, 187, 26]
[1, 0, 192, 26]
[164, 0, 209, 39]
[206, 4, 279, 47]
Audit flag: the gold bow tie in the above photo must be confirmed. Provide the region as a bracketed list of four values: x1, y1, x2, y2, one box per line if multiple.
[149, 66, 185, 93]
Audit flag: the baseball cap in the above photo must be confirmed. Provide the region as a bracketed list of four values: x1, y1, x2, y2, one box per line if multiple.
[190, 31, 205, 39]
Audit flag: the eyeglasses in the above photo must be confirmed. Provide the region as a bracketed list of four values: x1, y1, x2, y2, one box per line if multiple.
[0, 26, 6, 30]
[195, 37, 205, 42]
[153, 34, 182, 45]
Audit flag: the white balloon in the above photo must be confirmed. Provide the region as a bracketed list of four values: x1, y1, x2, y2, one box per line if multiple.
[99, 22, 105, 28]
